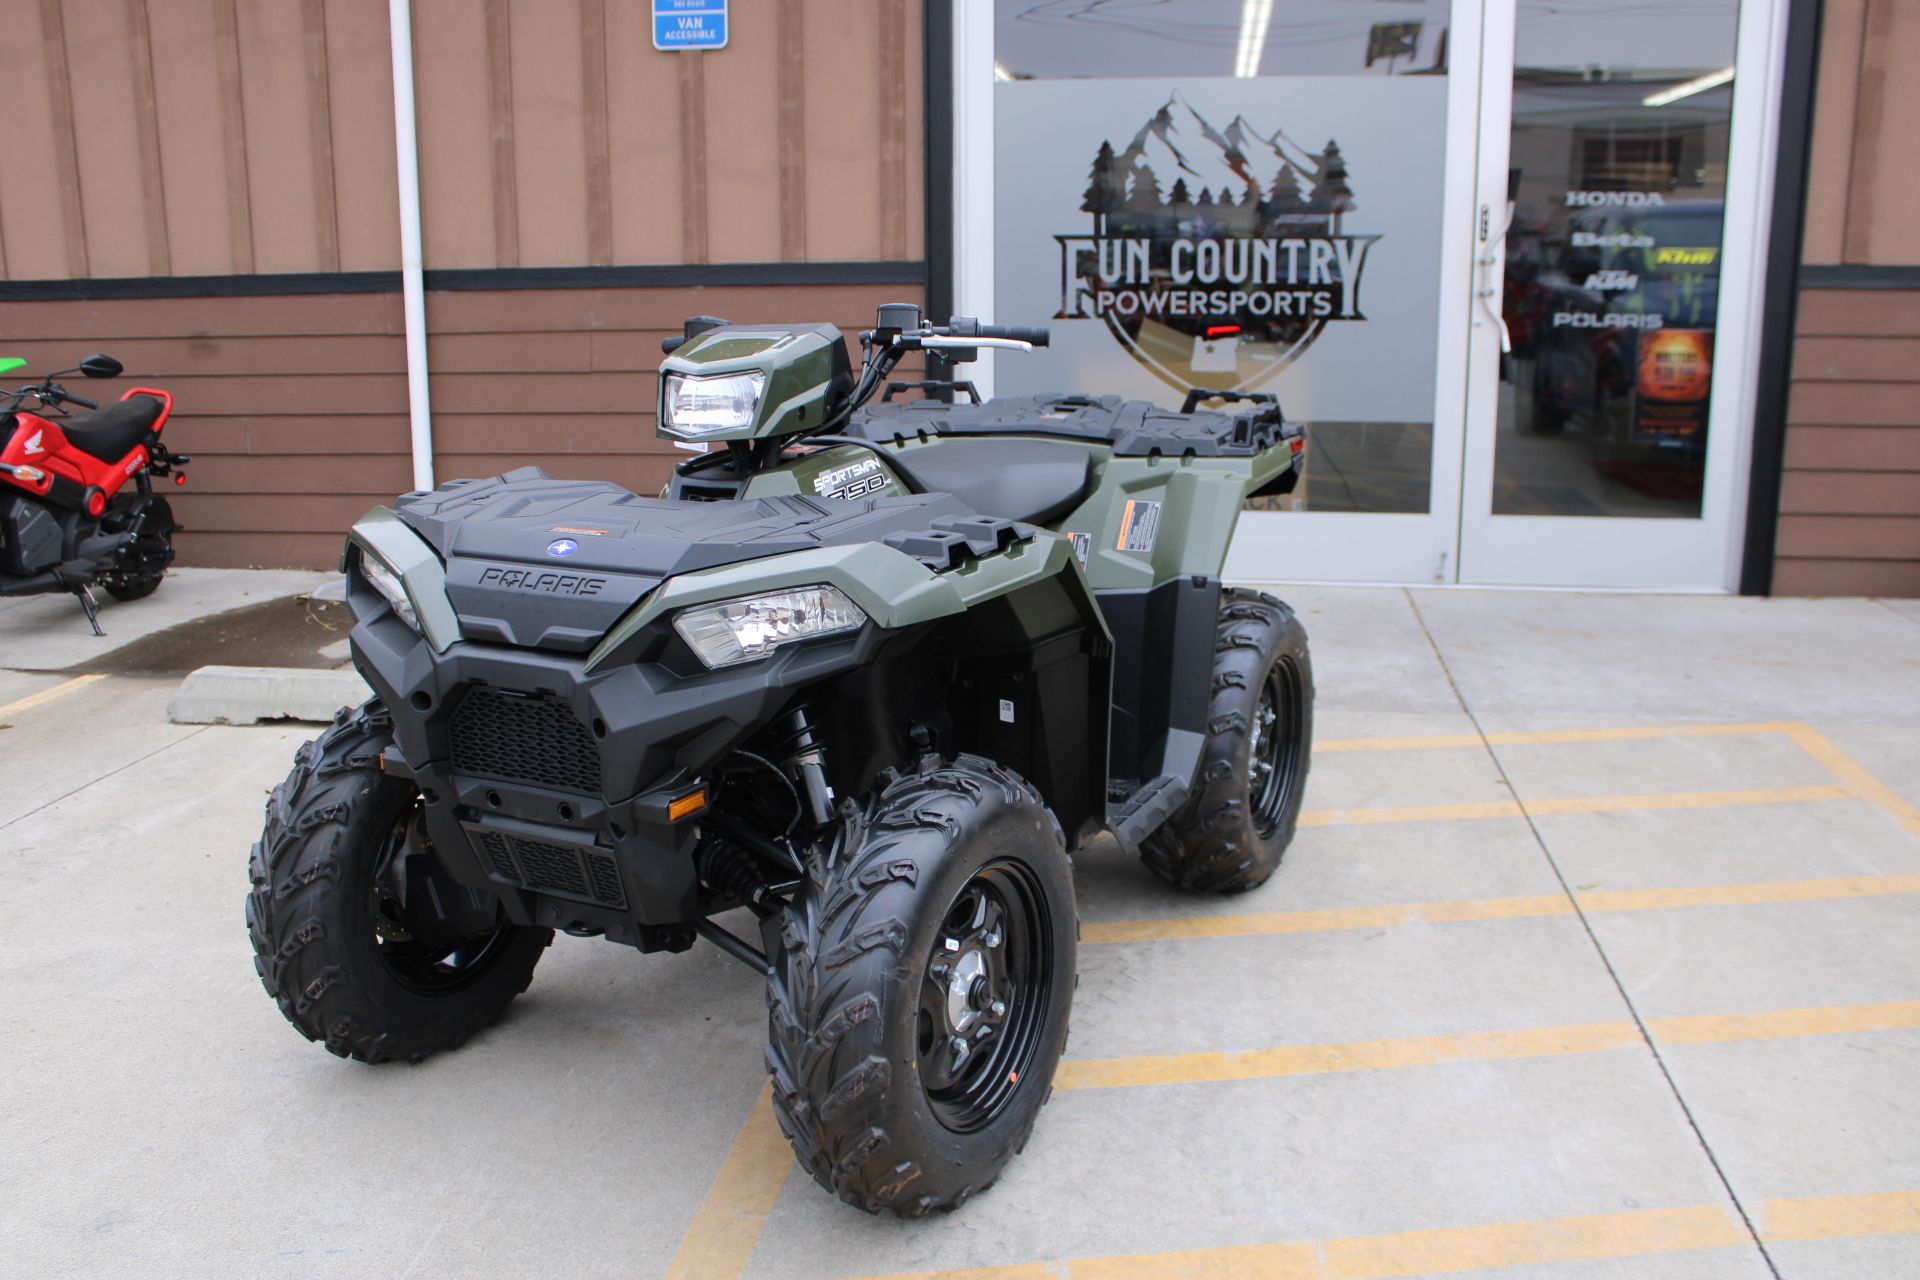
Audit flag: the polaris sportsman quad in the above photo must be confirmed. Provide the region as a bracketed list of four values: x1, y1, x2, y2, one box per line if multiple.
[248, 303, 1312, 1216]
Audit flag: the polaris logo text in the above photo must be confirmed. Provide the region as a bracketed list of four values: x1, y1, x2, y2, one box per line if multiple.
[478, 567, 606, 596]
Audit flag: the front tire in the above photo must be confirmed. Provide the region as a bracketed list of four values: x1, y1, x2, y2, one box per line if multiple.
[245, 701, 551, 1063]
[1140, 590, 1313, 893]
[764, 754, 1077, 1216]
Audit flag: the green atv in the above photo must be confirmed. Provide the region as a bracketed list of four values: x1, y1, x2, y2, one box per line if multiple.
[247, 303, 1313, 1216]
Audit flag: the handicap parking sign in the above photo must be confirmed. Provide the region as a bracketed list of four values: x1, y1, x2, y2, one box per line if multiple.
[653, 0, 727, 51]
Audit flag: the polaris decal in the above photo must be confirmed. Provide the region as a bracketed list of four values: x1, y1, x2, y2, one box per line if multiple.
[478, 566, 606, 596]
[812, 455, 890, 501]
[547, 538, 580, 557]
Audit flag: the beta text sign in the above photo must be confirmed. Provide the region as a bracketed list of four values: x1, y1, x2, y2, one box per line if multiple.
[653, 0, 726, 51]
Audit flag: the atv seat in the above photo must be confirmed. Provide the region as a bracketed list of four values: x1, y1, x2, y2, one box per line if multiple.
[63, 396, 164, 463]
[893, 439, 1091, 526]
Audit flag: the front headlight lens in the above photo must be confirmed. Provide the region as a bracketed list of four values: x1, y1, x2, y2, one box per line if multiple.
[673, 585, 866, 668]
[663, 370, 766, 436]
[358, 551, 420, 633]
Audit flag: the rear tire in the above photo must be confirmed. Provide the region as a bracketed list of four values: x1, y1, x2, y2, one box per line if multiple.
[1140, 590, 1313, 893]
[245, 700, 551, 1063]
[763, 754, 1077, 1216]
[100, 496, 174, 601]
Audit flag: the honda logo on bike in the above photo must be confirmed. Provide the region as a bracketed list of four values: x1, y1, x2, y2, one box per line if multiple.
[22, 430, 43, 456]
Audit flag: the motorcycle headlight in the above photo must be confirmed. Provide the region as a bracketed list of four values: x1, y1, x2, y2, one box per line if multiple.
[662, 371, 767, 437]
[357, 550, 420, 633]
[673, 585, 866, 669]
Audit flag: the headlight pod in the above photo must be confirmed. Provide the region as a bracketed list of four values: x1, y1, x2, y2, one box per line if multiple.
[357, 550, 421, 633]
[662, 370, 767, 437]
[673, 585, 867, 668]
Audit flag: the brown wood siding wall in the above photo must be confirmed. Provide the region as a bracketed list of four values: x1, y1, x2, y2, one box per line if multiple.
[1776, 289, 1920, 596]
[1773, 0, 1920, 595]
[1, 283, 922, 569]
[0, 1, 923, 280]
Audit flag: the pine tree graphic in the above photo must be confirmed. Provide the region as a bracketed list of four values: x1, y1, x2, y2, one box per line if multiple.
[1308, 139, 1356, 234]
[1082, 140, 1122, 236]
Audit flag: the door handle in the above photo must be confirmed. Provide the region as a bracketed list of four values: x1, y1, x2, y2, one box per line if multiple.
[1475, 202, 1512, 354]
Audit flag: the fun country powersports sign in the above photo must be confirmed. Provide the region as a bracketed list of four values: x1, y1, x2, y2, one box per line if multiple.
[1054, 94, 1376, 393]
[994, 78, 1446, 424]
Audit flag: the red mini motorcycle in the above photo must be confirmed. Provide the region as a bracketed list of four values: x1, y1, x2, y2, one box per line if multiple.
[0, 353, 189, 633]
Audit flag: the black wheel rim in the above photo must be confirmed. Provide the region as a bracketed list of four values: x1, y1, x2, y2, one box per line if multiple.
[370, 806, 514, 995]
[1248, 657, 1306, 836]
[915, 860, 1053, 1134]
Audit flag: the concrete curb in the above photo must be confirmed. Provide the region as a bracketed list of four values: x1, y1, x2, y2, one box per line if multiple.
[168, 665, 371, 726]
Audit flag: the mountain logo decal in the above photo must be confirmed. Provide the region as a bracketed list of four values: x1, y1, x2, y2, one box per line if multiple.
[1054, 94, 1379, 395]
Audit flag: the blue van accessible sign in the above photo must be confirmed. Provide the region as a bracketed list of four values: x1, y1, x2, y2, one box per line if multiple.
[653, 0, 727, 51]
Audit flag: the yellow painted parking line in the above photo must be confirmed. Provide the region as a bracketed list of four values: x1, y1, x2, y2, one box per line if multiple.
[848, 1188, 1920, 1279]
[663, 1084, 790, 1280]
[1581, 872, 1920, 913]
[1299, 784, 1851, 829]
[1054, 998, 1920, 1092]
[1648, 999, 1920, 1046]
[1782, 722, 1920, 839]
[1763, 1188, 1920, 1241]
[0, 673, 107, 719]
[1317, 721, 1799, 753]
[1082, 873, 1920, 945]
[1054, 1019, 1641, 1091]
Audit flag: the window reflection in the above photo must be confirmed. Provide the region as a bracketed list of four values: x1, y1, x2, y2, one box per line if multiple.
[1493, 0, 1738, 519]
[994, 0, 1450, 81]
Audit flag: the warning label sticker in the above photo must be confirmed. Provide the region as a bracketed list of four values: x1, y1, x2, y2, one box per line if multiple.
[1116, 499, 1161, 554]
[1066, 531, 1090, 567]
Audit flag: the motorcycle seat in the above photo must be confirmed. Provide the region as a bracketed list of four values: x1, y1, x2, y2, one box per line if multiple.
[62, 396, 164, 463]
[891, 439, 1091, 526]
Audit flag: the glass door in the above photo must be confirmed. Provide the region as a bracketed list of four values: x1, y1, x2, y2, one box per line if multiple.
[968, 1, 1485, 584]
[1457, 0, 1786, 588]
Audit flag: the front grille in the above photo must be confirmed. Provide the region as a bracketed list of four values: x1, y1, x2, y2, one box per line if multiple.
[449, 687, 602, 793]
[470, 828, 626, 909]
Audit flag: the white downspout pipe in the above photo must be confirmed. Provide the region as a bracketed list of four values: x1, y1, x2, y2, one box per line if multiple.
[388, 0, 434, 491]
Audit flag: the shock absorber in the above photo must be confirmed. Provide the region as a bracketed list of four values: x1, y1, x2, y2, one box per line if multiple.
[778, 706, 836, 826]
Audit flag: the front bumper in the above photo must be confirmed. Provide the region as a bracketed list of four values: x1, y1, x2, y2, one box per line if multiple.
[347, 575, 885, 947]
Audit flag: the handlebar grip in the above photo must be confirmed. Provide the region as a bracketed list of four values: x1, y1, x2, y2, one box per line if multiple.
[63, 391, 99, 410]
[980, 325, 1050, 348]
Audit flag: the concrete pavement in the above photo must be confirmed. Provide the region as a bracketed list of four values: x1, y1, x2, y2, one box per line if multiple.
[2, 585, 1917, 1279]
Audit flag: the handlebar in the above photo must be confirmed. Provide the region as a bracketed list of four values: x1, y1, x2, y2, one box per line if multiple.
[974, 324, 1050, 348]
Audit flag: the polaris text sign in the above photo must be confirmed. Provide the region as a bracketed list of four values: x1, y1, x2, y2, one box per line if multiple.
[652, 0, 726, 51]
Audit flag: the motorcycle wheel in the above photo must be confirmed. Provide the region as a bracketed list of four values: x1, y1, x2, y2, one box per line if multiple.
[100, 496, 175, 601]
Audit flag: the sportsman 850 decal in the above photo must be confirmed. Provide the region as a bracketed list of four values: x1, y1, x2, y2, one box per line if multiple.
[811, 456, 891, 501]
